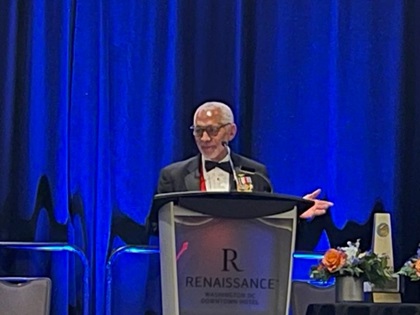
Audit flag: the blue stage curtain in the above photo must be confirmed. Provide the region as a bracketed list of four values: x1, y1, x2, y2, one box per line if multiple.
[1, 0, 419, 314]
[0, 0, 75, 313]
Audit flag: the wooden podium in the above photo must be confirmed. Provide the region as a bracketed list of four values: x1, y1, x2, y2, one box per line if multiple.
[148, 192, 313, 315]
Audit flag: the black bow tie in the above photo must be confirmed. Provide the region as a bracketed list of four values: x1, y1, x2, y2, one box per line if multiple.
[205, 161, 232, 173]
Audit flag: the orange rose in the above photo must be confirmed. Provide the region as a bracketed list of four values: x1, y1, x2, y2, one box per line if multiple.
[322, 249, 346, 272]
[414, 259, 420, 277]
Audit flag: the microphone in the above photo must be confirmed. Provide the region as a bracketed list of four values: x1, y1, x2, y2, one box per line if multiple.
[222, 141, 240, 191]
[239, 166, 273, 193]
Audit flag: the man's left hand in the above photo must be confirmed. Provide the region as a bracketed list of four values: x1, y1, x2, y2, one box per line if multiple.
[300, 188, 333, 219]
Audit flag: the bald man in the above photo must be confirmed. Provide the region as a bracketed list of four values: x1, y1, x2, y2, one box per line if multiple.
[157, 101, 332, 219]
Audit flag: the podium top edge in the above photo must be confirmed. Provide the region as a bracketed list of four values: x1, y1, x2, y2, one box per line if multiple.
[146, 191, 315, 235]
[154, 191, 313, 206]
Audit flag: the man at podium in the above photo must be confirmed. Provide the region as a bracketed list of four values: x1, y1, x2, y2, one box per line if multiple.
[157, 101, 333, 219]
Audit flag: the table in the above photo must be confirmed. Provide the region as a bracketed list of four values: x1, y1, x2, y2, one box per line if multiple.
[307, 303, 420, 315]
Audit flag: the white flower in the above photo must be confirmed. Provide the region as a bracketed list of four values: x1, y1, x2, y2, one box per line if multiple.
[358, 252, 367, 259]
[340, 239, 360, 265]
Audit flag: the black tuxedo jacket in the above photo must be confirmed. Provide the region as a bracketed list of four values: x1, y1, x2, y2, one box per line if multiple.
[154, 153, 311, 248]
[157, 153, 272, 193]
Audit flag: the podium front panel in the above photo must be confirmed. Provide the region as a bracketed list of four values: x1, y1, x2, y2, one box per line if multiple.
[159, 202, 296, 315]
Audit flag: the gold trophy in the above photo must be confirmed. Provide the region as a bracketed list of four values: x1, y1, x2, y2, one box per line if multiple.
[371, 213, 401, 303]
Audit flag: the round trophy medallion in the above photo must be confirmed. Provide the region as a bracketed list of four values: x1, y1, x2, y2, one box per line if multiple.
[377, 223, 389, 237]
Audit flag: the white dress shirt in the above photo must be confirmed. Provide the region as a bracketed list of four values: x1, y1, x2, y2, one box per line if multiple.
[201, 155, 231, 191]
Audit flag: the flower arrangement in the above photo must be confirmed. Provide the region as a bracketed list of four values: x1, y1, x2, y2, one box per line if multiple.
[397, 245, 420, 281]
[310, 239, 392, 287]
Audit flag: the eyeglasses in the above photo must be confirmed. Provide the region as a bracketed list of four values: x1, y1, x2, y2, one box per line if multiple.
[189, 123, 231, 138]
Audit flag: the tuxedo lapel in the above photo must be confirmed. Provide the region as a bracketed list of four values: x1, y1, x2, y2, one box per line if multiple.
[184, 155, 200, 191]
[230, 154, 243, 191]
[231, 153, 241, 167]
